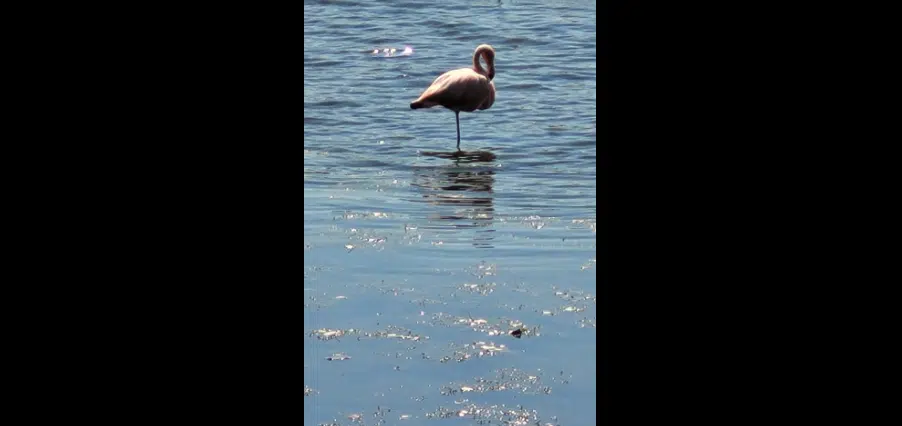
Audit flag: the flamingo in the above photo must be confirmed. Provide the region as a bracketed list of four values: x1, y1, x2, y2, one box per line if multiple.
[410, 44, 496, 151]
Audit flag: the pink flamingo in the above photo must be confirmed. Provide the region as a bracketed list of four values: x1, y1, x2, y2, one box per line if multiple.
[410, 44, 496, 151]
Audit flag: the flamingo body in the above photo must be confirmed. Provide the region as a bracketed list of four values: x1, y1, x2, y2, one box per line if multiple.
[410, 44, 496, 150]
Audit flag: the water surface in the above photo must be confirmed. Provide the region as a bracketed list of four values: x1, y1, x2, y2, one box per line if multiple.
[305, 1, 597, 424]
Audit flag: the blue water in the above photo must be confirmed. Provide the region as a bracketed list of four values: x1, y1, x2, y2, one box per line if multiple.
[304, 1, 596, 424]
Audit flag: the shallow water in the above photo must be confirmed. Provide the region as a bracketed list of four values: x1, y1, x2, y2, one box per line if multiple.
[304, 1, 597, 424]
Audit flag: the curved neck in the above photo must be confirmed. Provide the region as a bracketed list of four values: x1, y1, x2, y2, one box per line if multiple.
[473, 51, 493, 79]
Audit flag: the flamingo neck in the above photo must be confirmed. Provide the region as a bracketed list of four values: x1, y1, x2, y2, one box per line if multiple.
[473, 52, 488, 75]
[473, 52, 492, 79]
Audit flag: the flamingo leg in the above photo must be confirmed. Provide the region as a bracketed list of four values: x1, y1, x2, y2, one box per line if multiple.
[455, 111, 461, 151]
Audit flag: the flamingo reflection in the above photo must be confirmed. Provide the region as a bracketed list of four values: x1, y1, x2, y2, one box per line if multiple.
[410, 153, 496, 248]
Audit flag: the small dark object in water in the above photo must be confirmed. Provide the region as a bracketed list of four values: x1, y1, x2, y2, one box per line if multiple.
[510, 328, 523, 338]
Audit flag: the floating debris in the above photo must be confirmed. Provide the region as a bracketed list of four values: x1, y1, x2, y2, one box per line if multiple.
[510, 328, 523, 338]
[304, 385, 315, 396]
